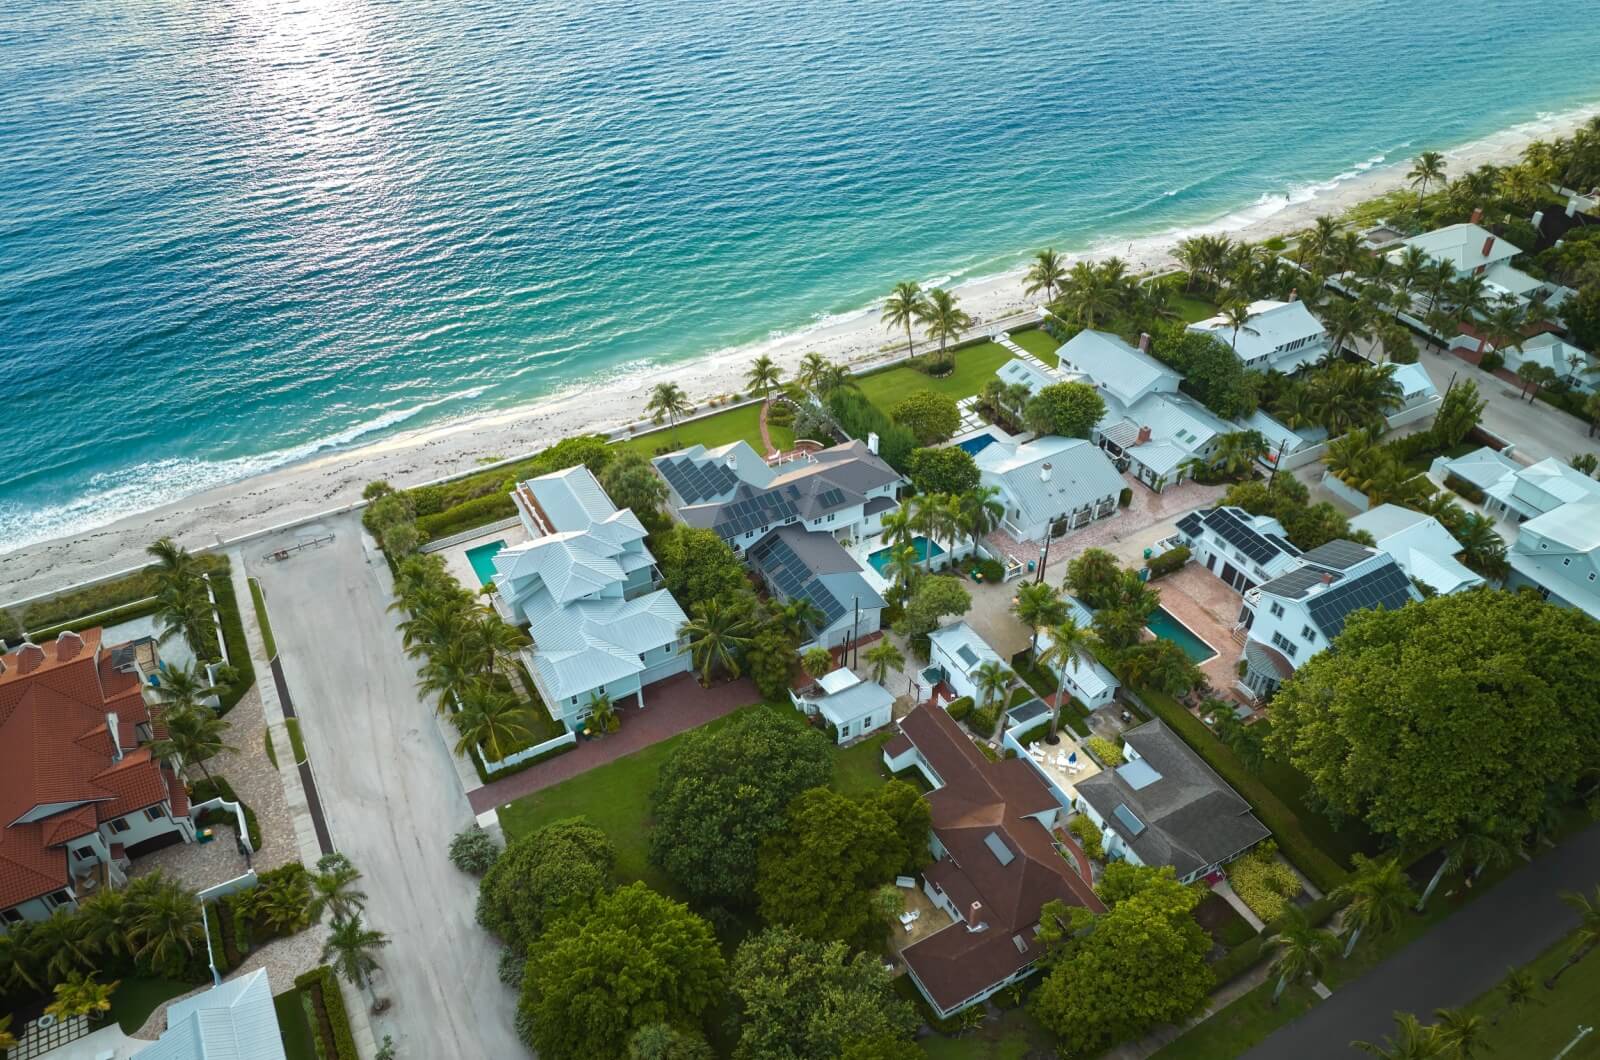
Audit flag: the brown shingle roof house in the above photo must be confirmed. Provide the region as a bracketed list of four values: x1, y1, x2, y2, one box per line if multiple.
[0, 630, 194, 922]
[883, 702, 1103, 1016]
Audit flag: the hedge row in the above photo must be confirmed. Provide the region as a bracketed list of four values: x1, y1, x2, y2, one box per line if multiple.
[402, 434, 611, 518]
[1146, 544, 1191, 579]
[295, 965, 359, 1060]
[1210, 894, 1343, 985]
[416, 493, 518, 542]
[190, 776, 264, 851]
[206, 901, 235, 975]
[1126, 686, 1348, 892]
[24, 597, 163, 642]
[207, 565, 255, 714]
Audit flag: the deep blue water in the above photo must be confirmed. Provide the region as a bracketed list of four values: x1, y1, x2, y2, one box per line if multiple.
[2, 0, 1598, 550]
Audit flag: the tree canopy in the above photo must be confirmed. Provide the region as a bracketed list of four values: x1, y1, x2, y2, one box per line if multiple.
[649, 709, 834, 903]
[1266, 590, 1600, 849]
[655, 526, 753, 611]
[729, 927, 919, 1060]
[601, 451, 671, 527]
[907, 446, 980, 497]
[476, 817, 613, 954]
[891, 391, 962, 446]
[1025, 381, 1107, 438]
[1030, 865, 1212, 1053]
[1151, 326, 1262, 419]
[518, 883, 726, 1060]
[893, 575, 972, 639]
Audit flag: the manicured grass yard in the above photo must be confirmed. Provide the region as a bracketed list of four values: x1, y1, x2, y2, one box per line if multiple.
[919, 1006, 1055, 1059]
[854, 340, 1016, 415]
[1460, 932, 1600, 1057]
[274, 988, 319, 1060]
[832, 730, 894, 798]
[109, 976, 204, 1033]
[613, 402, 769, 459]
[1008, 328, 1061, 366]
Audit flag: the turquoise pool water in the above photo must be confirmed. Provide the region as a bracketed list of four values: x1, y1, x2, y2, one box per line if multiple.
[465, 540, 507, 586]
[956, 432, 999, 456]
[1147, 606, 1217, 663]
[867, 536, 945, 576]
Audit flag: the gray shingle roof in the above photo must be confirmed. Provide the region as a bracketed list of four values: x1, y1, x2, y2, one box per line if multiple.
[749, 526, 884, 634]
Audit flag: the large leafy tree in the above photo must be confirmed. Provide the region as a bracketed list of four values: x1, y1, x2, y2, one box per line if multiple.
[1024, 381, 1107, 438]
[601, 451, 670, 526]
[1030, 865, 1212, 1053]
[729, 927, 919, 1060]
[649, 710, 833, 903]
[892, 575, 971, 639]
[756, 787, 903, 947]
[890, 391, 961, 446]
[1266, 590, 1600, 850]
[518, 883, 726, 1060]
[1066, 548, 1124, 609]
[477, 817, 614, 953]
[906, 446, 979, 496]
[654, 526, 751, 611]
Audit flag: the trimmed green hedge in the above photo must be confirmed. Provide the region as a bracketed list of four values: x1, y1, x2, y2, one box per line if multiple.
[206, 902, 233, 976]
[295, 965, 359, 1060]
[416, 493, 517, 542]
[208, 565, 255, 715]
[946, 696, 973, 722]
[248, 578, 277, 659]
[25, 598, 163, 642]
[1146, 545, 1191, 579]
[1126, 686, 1348, 892]
[190, 776, 264, 851]
[285, 718, 308, 766]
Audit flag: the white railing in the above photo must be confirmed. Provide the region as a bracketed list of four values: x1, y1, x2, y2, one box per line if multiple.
[419, 516, 522, 554]
[479, 729, 576, 773]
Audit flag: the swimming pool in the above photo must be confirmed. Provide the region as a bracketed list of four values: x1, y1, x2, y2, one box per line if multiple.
[465, 540, 507, 586]
[867, 535, 945, 575]
[955, 431, 999, 456]
[1146, 606, 1216, 662]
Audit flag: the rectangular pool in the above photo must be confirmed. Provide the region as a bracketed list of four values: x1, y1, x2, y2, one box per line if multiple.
[1146, 606, 1217, 663]
[465, 540, 507, 586]
[867, 535, 945, 576]
[955, 432, 998, 456]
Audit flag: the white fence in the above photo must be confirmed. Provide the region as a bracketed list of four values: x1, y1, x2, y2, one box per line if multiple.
[192, 796, 256, 855]
[198, 868, 258, 903]
[419, 516, 523, 554]
[478, 729, 577, 773]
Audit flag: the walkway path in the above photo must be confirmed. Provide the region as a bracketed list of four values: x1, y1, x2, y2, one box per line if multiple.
[758, 399, 777, 457]
[1244, 820, 1600, 1059]
[467, 672, 759, 814]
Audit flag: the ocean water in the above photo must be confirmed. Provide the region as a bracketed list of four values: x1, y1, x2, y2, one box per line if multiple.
[2, 0, 1598, 551]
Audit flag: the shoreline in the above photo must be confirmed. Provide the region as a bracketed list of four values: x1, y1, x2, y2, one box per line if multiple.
[4, 100, 1599, 603]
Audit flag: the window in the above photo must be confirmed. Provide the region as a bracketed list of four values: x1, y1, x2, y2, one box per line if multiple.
[45, 890, 71, 910]
[1271, 632, 1299, 658]
[1563, 558, 1571, 566]
[1, 909, 22, 925]
[1301, 625, 1317, 644]
[73, 847, 96, 862]
[145, 806, 166, 822]
[839, 724, 850, 738]
[1268, 601, 1284, 618]
[109, 818, 131, 834]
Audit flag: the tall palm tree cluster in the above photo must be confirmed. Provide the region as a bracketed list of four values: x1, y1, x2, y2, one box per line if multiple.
[1266, 358, 1405, 437]
[0, 874, 206, 1005]
[795, 352, 855, 398]
[392, 553, 537, 764]
[1177, 236, 1303, 308]
[881, 281, 974, 373]
[149, 663, 235, 785]
[876, 488, 1004, 600]
[1050, 258, 1190, 333]
[147, 537, 219, 664]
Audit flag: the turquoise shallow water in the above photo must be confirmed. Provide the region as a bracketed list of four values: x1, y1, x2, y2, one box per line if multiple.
[2, 0, 1598, 550]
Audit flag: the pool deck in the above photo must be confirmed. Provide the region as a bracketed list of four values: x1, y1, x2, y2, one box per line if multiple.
[438, 523, 531, 590]
[1152, 565, 1250, 701]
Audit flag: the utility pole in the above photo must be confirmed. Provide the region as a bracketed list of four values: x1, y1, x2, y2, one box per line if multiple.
[1036, 534, 1052, 584]
[851, 596, 861, 670]
[1267, 439, 1288, 489]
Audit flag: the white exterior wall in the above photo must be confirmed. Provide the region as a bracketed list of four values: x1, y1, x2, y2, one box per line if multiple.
[928, 639, 981, 702]
[103, 802, 191, 849]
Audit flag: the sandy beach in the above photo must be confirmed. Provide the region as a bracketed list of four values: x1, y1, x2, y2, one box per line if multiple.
[3, 103, 1597, 606]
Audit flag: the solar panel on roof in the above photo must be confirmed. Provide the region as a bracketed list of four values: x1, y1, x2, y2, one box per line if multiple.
[1301, 539, 1372, 570]
[983, 832, 1015, 867]
[1205, 508, 1279, 564]
[1113, 804, 1146, 837]
[1305, 563, 1414, 639]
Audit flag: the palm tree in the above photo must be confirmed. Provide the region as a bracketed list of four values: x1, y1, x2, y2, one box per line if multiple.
[0, 1014, 16, 1053]
[1320, 296, 1373, 361]
[746, 354, 783, 404]
[1482, 298, 1528, 364]
[1450, 273, 1493, 326]
[32, 908, 92, 983]
[1221, 299, 1258, 350]
[1492, 966, 1538, 1025]
[45, 971, 119, 1023]
[1014, 582, 1066, 656]
[909, 493, 952, 571]
[864, 639, 905, 685]
[75, 889, 130, 962]
[153, 578, 218, 661]
[1392, 245, 1432, 309]
[147, 536, 199, 581]
[1422, 259, 1459, 316]
[646, 382, 691, 429]
[398, 598, 472, 659]
[452, 680, 534, 762]
[879, 506, 914, 552]
[797, 352, 830, 393]
[1408, 151, 1447, 201]
[416, 639, 481, 716]
[974, 661, 1012, 715]
[308, 853, 368, 924]
[1024, 248, 1068, 302]
[0, 923, 41, 995]
[1353, 1012, 1444, 1059]
[151, 704, 236, 785]
[888, 545, 920, 596]
[1269, 907, 1339, 1005]
[1334, 855, 1417, 957]
[882, 281, 929, 360]
[1453, 514, 1507, 581]
[323, 914, 391, 1008]
[1059, 261, 1121, 328]
[129, 880, 204, 974]
[1544, 885, 1600, 987]
[680, 599, 757, 685]
[1431, 1007, 1486, 1060]
[1209, 431, 1269, 479]
[1298, 216, 1340, 270]
[958, 485, 1005, 551]
[153, 662, 219, 714]
[1417, 826, 1516, 911]
[1037, 617, 1093, 737]
[916, 288, 972, 369]
[774, 597, 827, 643]
[468, 611, 526, 680]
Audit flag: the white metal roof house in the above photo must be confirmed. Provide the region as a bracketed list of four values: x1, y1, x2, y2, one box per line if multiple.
[747, 524, 885, 651]
[1057, 329, 1234, 490]
[1032, 624, 1118, 709]
[1237, 540, 1421, 699]
[1498, 333, 1595, 393]
[1349, 504, 1486, 595]
[494, 466, 690, 729]
[927, 621, 1005, 704]
[1073, 720, 1269, 884]
[1392, 221, 1560, 311]
[1506, 499, 1600, 621]
[1187, 299, 1330, 375]
[790, 668, 896, 744]
[1175, 505, 1304, 594]
[138, 968, 287, 1060]
[1429, 445, 1523, 498]
[974, 435, 1123, 543]
[1480, 456, 1600, 524]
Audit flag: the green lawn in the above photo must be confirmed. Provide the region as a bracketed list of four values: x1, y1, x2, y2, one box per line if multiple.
[613, 402, 769, 459]
[248, 577, 277, 659]
[1459, 932, 1600, 1058]
[274, 988, 319, 1060]
[854, 340, 1017, 415]
[109, 976, 204, 1033]
[1009, 328, 1061, 366]
[498, 704, 891, 900]
[919, 1006, 1055, 1059]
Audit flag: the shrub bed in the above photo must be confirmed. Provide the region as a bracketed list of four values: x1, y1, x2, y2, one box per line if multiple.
[1228, 842, 1303, 922]
[1068, 815, 1104, 861]
[965, 704, 999, 736]
[295, 965, 359, 1060]
[208, 566, 255, 715]
[1146, 545, 1191, 579]
[1085, 735, 1124, 766]
[416, 493, 517, 542]
[190, 776, 264, 851]
[945, 696, 973, 722]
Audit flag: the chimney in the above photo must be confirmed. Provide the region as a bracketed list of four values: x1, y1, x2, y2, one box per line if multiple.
[1136, 425, 1153, 445]
[1481, 234, 1495, 258]
[16, 642, 44, 675]
[725, 453, 737, 471]
[867, 431, 880, 455]
[1321, 573, 1334, 585]
[967, 901, 984, 928]
[1288, 288, 1298, 302]
[106, 712, 123, 760]
[56, 630, 83, 662]
[1137, 332, 1152, 353]
[1470, 207, 1483, 224]
[1040, 462, 1053, 483]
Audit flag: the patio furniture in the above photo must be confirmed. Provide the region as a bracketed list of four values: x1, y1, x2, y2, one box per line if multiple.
[898, 911, 916, 927]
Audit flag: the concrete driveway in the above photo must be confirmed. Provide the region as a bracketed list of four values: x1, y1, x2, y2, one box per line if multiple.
[246, 512, 523, 1058]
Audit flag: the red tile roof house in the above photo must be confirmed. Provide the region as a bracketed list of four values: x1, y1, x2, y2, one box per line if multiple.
[0, 629, 195, 927]
[882, 702, 1104, 1018]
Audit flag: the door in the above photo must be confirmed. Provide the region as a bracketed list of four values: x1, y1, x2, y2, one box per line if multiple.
[1221, 562, 1240, 586]
[1205, 553, 1216, 573]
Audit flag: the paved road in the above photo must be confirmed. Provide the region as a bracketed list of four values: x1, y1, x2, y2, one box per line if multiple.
[247, 512, 523, 1058]
[1410, 342, 1600, 464]
[1246, 820, 1600, 1059]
